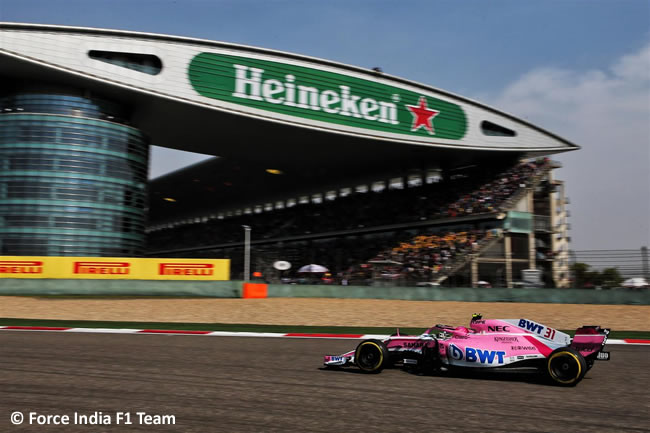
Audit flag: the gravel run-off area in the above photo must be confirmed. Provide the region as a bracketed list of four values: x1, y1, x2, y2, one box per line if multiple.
[0, 297, 648, 330]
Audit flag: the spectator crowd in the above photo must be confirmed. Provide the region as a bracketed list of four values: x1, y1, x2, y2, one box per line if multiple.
[147, 159, 550, 283]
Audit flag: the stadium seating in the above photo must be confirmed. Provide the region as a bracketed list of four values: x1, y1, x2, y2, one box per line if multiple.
[146, 159, 551, 284]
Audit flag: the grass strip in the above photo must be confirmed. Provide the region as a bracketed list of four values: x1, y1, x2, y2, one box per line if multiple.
[0, 318, 648, 339]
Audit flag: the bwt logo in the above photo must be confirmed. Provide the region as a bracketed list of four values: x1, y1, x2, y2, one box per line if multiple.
[73, 262, 130, 275]
[159, 263, 214, 276]
[449, 344, 464, 361]
[449, 344, 505, 364]
[518, 319, 558, 340]
[0, 261, 43, 274]
[518, 319, 544, 334]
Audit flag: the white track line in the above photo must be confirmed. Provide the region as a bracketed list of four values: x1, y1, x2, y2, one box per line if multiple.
[0, 326, 648, 344]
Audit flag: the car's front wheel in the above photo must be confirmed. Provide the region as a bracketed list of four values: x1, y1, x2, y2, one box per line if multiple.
[545, 347, 587, 386]
[355, 339, 389, 373]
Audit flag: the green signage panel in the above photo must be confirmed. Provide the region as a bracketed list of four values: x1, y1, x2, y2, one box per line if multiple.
[505, 211, 533, 234]
[188, 53, 466, 140]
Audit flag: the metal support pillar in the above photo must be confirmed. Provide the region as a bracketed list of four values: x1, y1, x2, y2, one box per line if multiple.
[471, 255, 478, 287]
[243, 225, 251, 281]
[529, 232, 536, 270]
[505, 232, 513, 288]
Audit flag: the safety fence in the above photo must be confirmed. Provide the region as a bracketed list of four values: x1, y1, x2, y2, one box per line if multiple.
[570, 248, 649, 280]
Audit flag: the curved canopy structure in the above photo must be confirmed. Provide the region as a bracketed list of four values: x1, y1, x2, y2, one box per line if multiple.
[1, 22, 577, 174]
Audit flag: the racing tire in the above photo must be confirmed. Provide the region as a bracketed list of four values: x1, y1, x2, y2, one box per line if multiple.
[355, 339, 389, 373]
[545, 347, 587, 386]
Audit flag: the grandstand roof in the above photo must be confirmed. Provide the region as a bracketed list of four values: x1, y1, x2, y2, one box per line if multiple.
[0, 23, 579, 222]
[147, 151, 525, 223]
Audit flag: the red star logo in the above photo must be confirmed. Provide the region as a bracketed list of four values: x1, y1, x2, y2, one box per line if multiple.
[406, 96, 439, 135]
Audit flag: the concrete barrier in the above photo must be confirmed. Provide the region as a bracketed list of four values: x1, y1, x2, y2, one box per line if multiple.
[0, 279, 647, 305]
[0, 278, 241, 298]
[267, 284, 650, 305]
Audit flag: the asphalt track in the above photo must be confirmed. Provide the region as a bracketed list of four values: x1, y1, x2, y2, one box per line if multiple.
[1, 332, 648, 433]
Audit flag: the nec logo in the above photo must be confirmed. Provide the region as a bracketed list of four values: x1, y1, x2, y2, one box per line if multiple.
[159, 263, 214, 276]
[488, 325, 510, 332]
[73, 262, 130, 275]
[0, 260, 43, 274]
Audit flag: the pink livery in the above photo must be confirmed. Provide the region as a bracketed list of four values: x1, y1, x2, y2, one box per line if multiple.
[323, 314, 609, 386]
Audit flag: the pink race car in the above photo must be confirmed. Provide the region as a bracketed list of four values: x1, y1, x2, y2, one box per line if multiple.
[323, 314, 610, 386]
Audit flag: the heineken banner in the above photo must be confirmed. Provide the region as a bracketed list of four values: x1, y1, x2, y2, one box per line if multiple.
[188, 53, 466, 140]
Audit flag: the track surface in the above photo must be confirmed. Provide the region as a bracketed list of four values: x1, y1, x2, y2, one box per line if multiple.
[1, 333, 648, 433]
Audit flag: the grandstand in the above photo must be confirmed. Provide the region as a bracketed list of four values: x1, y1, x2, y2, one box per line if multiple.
[147, 158, 572, 288]
[0, 23, 575, 288]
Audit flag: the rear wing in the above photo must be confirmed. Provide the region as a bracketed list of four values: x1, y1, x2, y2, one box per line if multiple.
[571, 326, 610, 360]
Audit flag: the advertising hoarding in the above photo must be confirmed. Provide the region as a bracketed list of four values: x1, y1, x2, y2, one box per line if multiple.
[0, 257, 230, 280]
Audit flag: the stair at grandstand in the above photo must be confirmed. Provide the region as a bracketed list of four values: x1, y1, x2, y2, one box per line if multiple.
[432, 163, 553, 285]
[433, 232, 503, 285]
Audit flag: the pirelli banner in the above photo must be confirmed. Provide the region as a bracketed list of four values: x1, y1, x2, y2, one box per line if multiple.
[0, 256, 230, 281]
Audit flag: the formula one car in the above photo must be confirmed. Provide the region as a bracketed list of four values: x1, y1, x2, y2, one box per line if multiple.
[323, 315, 610, 386]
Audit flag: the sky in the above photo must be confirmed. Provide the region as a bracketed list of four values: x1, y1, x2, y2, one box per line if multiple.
[1, 0, 648, 251]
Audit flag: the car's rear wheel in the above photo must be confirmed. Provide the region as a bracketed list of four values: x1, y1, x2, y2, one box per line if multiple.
[545, 347, 587, 386]
[355, 339, 389, 373]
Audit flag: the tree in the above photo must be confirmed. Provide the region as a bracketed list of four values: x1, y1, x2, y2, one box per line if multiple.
[571, 262, 591, 288]
[600, 267, 623, 289]
[570, 263, 623, 289]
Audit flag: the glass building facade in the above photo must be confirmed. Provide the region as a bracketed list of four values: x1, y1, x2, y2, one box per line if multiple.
[0, 89, 149, 256]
